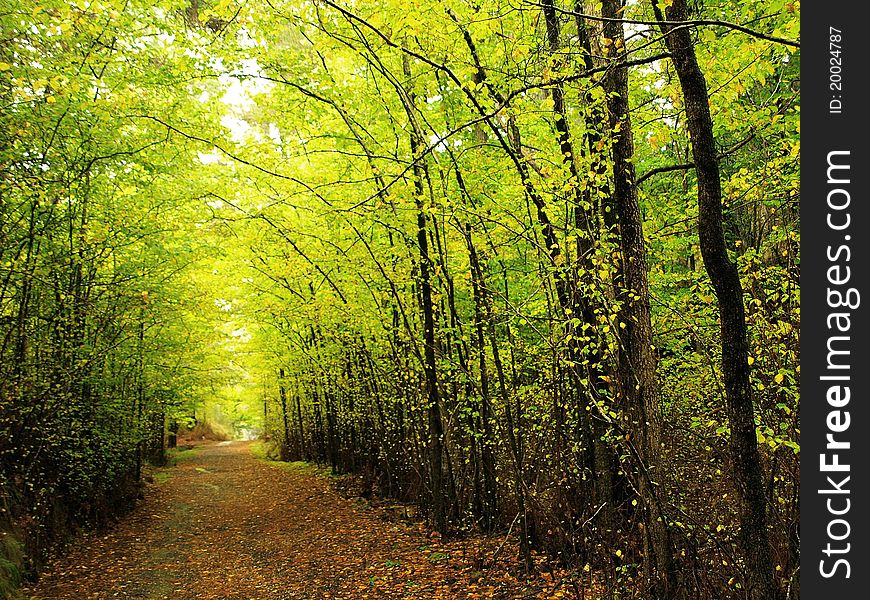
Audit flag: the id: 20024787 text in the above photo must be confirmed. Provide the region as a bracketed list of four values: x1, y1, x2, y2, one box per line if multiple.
[829, 27, 843, 114]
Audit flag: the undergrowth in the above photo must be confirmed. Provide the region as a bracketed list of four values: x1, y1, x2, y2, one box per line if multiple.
[0, 533, 24, 600]
[146, 446, 202, 484]
[165, 445, 201, 468]
[249, 441, 310, 472]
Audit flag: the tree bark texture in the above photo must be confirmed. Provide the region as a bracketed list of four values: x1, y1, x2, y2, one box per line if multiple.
[653, 0, 778, 597]
[602, 0, 675, 594]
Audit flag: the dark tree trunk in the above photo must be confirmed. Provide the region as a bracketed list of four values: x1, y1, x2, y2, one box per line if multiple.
[653, 1, 777, 597]
[464, 223, 498, 531]
[401, 50, 446, 535]
[278, 368, 292, 461]
[324, 381, 338, 473]
[295, 384, 306, 460]
[542, 0, 617, 535]
[168, 420, 178, 449]
[601, 0, 675, 594]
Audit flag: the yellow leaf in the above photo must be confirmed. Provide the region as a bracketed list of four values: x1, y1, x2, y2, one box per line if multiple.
[774, 373, 784, 384]
[0, 62, 10, 71]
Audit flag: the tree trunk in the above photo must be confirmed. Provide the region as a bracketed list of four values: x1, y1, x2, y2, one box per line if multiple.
[401, 50, 446, 535]
[278, 368, 292, 461]
[542, 0, 617, 536]
[653, 1, 777, 597]
[601, 0, 674, 594]
[464, 223, 498, 531]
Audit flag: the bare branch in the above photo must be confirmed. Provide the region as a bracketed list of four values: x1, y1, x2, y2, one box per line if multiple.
[523, 2, 800, 48]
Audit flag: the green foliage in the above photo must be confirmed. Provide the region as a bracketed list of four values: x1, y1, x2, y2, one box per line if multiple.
[0, 534, 24, 600]
[165, 446, 201, 468]
[0, 0, 250, 575]
[426, 551, 451, 564]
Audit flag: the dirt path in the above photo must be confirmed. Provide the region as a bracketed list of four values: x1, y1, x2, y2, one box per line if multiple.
[25, 442, 565, 599]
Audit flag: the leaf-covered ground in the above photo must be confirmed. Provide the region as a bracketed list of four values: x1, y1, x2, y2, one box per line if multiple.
[25, 442, 590, 599]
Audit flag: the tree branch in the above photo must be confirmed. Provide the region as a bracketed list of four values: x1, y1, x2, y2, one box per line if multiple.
[524, 2, 800, 48]
[636, 132, 756, 186]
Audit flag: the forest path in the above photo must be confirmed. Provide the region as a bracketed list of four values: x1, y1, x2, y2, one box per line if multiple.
[25, 441, 558, 599]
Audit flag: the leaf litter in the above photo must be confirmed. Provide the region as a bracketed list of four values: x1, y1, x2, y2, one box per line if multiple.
[25, 442, 594, 599]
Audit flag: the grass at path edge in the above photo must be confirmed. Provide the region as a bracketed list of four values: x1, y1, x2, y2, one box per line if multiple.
[150, 445, 202, 484]
[249, 441, 312, 472]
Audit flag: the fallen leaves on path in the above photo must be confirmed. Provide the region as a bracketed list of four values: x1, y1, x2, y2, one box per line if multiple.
[24, 442, 595, 599]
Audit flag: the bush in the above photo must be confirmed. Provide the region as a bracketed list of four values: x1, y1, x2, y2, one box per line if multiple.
[0, 533, 24, 600]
